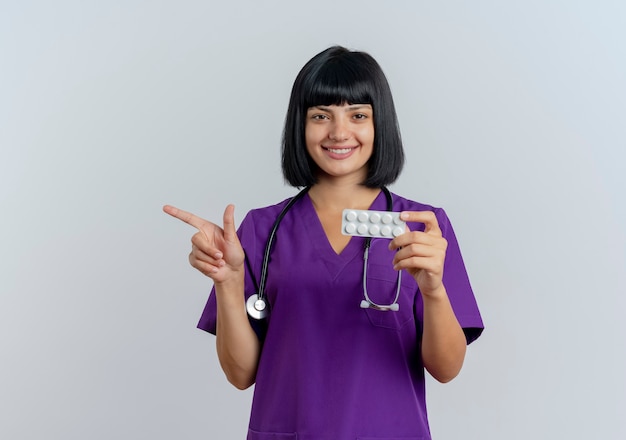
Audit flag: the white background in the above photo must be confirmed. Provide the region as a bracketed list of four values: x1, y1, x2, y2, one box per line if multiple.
[1, 1, 625, 439]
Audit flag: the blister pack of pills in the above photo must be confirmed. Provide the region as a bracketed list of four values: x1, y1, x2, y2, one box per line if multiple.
[341, 209, 406, 239]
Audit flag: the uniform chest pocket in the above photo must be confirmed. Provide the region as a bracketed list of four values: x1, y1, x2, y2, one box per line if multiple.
[362, 262, 417, 331]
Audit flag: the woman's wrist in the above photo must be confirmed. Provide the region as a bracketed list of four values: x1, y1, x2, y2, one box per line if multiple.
[420, 284, 447, 302]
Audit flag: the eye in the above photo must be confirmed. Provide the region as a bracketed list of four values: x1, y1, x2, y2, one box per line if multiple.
[353, 113, 369, 120]
[311, 114, 329, 120]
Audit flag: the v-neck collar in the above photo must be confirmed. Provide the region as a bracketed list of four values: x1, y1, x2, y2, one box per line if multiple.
[299, 191, 389, 280]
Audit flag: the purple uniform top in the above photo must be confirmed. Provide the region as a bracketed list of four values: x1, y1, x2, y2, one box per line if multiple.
[198, 191, 484, 440]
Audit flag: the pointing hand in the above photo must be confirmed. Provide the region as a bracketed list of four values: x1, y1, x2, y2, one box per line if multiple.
[163, 204, 245, 284]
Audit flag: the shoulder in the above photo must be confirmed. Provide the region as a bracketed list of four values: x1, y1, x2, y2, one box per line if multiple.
[390, 192, 438, 212]
[238, 196, 295, 237]
[390, 192, 452, 232]
[390, 192, 447, 218]
[234, 197, 294, 259]
[243, 196, 294, 224]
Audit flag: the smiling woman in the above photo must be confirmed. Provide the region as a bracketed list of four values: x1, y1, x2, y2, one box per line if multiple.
[164, 46, 483, 439]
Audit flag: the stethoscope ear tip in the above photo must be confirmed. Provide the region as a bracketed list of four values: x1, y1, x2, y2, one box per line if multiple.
[389, 303, 400, 312]
[360, 300, 371, 309]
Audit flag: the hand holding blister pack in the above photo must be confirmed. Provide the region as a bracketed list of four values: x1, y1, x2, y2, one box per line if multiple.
[341, 208, 405, 311]
[342, 209, 406, 239]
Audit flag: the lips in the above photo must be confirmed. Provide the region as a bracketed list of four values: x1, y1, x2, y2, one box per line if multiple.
[323, 146, 358, 159]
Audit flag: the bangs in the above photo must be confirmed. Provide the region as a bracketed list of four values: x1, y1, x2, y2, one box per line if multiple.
[302, 62, 373, 108]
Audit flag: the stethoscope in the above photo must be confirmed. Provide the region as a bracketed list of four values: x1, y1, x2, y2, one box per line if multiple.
[245, 187, 402, 320]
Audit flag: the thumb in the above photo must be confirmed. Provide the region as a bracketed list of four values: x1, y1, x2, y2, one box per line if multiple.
[222, 204, 239, 242]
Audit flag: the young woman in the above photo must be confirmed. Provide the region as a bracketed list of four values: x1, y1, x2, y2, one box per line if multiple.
[164, 46, 483, 439]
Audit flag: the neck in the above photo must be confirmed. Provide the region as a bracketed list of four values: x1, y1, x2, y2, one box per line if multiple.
[308, 179, 381, 212]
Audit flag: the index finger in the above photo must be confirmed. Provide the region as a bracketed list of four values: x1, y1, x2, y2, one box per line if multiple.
[400, 210, 441, 235]
[163, 205, 212, 235]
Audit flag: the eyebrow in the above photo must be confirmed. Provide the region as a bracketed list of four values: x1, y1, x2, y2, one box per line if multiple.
[311, 104, 372, 111]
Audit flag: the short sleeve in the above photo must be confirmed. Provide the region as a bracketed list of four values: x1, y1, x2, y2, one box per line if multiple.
[435, 208, 484, 344]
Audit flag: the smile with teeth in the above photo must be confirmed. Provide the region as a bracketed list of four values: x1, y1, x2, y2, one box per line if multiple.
[325, 147, 356, 154]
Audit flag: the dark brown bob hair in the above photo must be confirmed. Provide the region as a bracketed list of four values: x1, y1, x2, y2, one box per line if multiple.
[281, 46, 405, 188]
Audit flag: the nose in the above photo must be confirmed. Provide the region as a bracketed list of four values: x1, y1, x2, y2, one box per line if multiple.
[328, 118, 349, 142]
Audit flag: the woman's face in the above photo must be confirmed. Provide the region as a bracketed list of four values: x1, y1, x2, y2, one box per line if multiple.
[305, 103, 374, 184]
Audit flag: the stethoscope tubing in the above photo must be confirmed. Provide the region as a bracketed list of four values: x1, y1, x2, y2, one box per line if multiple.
[257, 187, 311, 298]
[247, 186, 400, 320]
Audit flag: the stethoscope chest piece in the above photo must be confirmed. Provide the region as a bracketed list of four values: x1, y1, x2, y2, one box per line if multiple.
[246, 294, 268, 320]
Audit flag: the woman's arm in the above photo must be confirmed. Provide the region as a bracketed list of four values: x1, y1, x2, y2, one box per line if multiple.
[420, 285, 466, 382]
[214, 274, 260, 389]
[163, 204, 260, 389]
[389, 210, 467, 383]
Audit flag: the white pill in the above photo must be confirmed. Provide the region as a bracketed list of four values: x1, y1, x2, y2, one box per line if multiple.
[358, 212, 369, 223]
[357, 223, 369, 235]
[392, 226, 404, 237]
[381, 225, 392, 236]
[369, 225, 380, 235]
[369, 212, 381, 223]
[346, 210, 357, 222]
[345, 223, 357, 234]
[381, 213, 393, 224]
